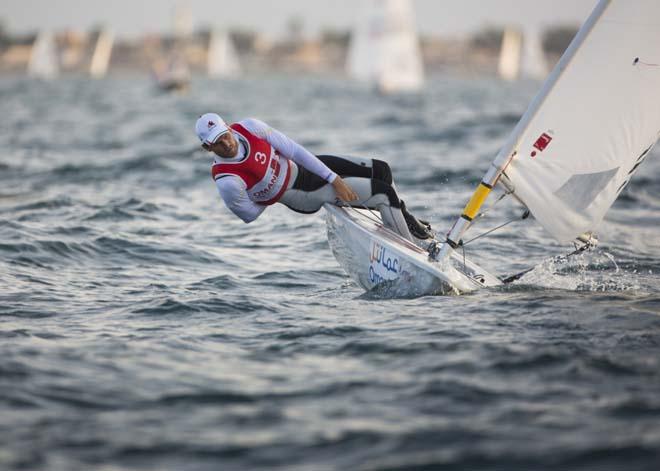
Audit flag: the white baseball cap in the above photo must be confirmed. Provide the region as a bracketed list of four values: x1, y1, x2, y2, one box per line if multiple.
[195, 113, 230, 145]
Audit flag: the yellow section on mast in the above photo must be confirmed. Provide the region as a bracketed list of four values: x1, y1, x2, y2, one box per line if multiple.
[462, 183, 492, 221]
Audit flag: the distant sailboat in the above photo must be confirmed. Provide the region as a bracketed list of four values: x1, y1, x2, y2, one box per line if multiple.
[154, 1, 192, 92]
[89, 29, 114, 78]
[346, 0, 424, 93]
[498, 27, 547, 81]
[498, 28, 522, 81]
[173, 1, 194, 40]
[28, 31, 59, 79]
[521, 27, 548, 80]
[207, 30, 241, 78]
[154, 54, 190, 92]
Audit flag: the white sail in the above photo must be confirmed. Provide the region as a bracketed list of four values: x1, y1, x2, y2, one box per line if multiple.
[346, 1, 381, 83]
[154, 54, 190, 92]
[207, 30, 241, 78]
[28, 31, 59, 79]
[173, 2, 194, 40]
[89, 29, 114, 78]
[498, 28, 522, 81]
[346, 0, 424, 93]
[520, 27, 547, 80]
[498, 27, 546, 81]
[498, 0, 660, 242]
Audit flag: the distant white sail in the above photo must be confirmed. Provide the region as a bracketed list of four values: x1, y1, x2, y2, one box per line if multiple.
[347, 0, 424, 93]
[498, 0, 660, 242]
[89, 30, 114, 78]
[28, 31, 59, 79]
[498, 27, 546, 81]
[521, 27, 547, 80]
[154, 54, 191, 92]
[207, 30, 241, 78]
[174, 2, 194, 40]
[498, 28, 522, 81]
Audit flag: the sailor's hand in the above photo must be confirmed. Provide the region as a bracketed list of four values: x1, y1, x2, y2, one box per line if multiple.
[332, 177, 358, 203]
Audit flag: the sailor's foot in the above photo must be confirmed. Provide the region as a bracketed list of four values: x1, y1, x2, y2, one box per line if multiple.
[408, 221, 434, 240]
[418, 218, 432, 230]
[401, 201, 434, 240]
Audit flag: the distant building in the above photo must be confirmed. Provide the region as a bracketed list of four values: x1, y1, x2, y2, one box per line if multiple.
[0, 35, 33, 74]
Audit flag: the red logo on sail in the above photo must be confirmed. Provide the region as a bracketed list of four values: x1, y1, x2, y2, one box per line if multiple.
[531, 132, 553, 157]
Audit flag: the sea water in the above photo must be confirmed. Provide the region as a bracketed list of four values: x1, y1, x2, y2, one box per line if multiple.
[1, 76, 660, 470]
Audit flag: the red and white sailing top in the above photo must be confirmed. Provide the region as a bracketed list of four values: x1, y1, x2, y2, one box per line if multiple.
[211, 122, 293, 205]
[211, 118, 337, 223]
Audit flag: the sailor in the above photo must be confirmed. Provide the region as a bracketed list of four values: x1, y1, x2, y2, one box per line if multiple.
[195, 113, 432, 241]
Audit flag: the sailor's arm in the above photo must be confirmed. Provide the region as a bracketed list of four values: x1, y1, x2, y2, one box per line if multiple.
[215, 175, 267, 223]
[240, 118, 338, 183]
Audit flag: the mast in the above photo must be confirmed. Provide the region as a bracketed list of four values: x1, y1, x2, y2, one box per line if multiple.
[432, 0, 612, 263]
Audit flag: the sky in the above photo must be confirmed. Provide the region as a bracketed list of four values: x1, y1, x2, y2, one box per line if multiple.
[1, 0, 598, 39]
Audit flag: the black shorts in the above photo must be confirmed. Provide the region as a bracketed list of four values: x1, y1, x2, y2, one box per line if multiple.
[291, 155, 400, 208]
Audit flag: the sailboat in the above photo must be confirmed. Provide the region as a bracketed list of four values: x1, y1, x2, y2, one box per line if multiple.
[153, 54, 191, 92]
[207, 30, 241, 78]
[520, 27, 548, 80]
[327, 0, 660, 295]
[346, 0, 424, 93]
[498, 28, 522, 81]
[28, 31, 59, 79]
[89, 29, 114, 78]
[498, 27, 547, 81]
[154, 2, 192, 92]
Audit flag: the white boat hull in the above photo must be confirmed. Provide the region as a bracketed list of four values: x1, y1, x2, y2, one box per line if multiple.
[325, 204, 502, 296]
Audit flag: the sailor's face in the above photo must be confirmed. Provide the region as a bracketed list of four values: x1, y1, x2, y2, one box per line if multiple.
[204, 132, 238, 157]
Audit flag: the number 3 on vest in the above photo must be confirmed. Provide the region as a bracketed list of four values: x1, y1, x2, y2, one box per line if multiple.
[255, 152, 267, 165]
